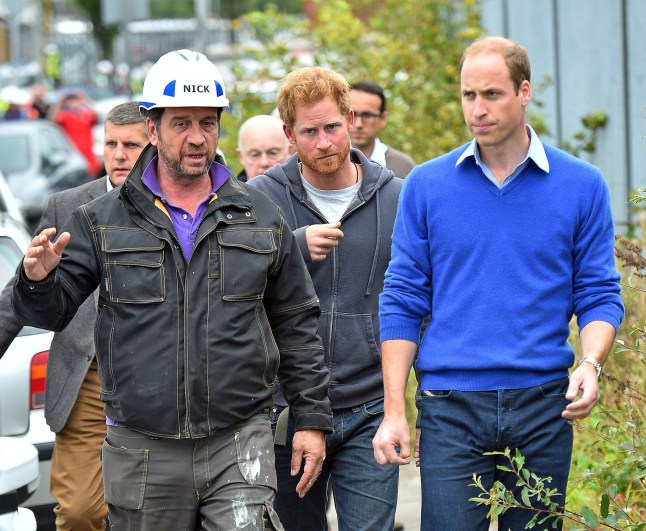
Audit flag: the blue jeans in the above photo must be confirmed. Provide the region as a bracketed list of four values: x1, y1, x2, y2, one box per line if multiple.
[269, 397, 398, 531]
[419, 377, 573, 531]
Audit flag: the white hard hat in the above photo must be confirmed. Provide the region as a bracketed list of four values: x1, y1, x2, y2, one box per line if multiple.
[139, 49, 229, 112]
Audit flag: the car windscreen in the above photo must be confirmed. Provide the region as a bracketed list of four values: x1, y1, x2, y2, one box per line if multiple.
[0, 135, 30, 174]
[0, 234, 22, 287]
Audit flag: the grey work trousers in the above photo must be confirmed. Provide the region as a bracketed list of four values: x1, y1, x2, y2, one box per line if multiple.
[102, 413, 283, 530]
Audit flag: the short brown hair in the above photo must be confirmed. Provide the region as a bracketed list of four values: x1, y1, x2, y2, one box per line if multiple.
[459, 36, 531, 94]
[277, 67, 351, 127]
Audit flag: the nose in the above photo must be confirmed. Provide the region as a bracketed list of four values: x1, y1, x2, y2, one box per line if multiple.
[259, 153, 272, 168]
[187, 123, 206, 145]
[113, 143, 127, 160]
[316, 131, 332, 150]
[472, 96, 487, 118]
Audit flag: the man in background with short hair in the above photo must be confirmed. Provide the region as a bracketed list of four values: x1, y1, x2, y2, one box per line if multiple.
[236, 114, 290, 182]
[350, 81, 415, 178]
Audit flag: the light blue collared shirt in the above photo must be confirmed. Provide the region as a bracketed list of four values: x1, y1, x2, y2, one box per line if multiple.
[455, 125, 550, 187]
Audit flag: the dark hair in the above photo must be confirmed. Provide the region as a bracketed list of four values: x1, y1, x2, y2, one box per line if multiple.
[350, 80, 386, 113]
[141, 106, 223, 130]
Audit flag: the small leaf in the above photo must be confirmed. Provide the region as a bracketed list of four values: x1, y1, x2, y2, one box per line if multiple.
[521, 488, 531, 507]
[600, 493, 609, 518]
[581, 506, 599, 528]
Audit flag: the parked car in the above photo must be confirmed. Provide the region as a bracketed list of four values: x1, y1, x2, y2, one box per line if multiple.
[0, 210, 56, 530]
[0, 438, 39, 530]
[0, 120, 90, 231]
[0, 169, 25, 227]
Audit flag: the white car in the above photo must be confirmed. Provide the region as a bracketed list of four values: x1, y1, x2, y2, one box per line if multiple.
[0, 211, 56, 530]
[0, 438, 39, 530]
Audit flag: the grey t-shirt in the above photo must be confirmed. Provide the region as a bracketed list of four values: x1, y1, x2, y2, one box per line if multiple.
[301, 176, 360, 222]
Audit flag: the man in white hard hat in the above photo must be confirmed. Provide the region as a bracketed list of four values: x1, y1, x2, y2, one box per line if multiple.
[12, 49, 332, 530]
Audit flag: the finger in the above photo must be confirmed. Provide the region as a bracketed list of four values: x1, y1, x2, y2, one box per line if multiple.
[52, 232, 71, 255]
[296, 453, 324, 497]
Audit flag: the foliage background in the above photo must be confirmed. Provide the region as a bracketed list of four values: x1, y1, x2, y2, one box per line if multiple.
[218, 0, 481, 175]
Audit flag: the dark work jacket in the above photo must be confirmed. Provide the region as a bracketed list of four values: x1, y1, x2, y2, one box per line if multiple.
[249, 149, 403, 409]
[13, 143, 332, 438]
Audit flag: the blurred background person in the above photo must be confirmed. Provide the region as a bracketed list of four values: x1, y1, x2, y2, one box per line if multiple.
[49, 90, 101, 178]
[0, 85, 31, 121]
[235, 114, 290, 182]
[350, 81, 415, 178]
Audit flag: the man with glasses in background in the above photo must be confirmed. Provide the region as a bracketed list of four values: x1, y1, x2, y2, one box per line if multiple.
[350, 81, 415, 178]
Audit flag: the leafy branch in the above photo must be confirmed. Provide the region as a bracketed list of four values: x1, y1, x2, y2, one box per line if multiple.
[470, 448, 645, 530]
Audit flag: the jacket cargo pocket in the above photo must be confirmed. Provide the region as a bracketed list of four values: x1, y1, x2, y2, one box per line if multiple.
[101, 438, 149, 510]
[216, 229, 276, 300]
[102, 229, 165, 304]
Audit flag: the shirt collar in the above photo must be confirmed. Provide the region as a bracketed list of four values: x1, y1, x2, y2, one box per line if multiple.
[141, 155, 231, 200]
[367, 137, 388, 167]
[455, 124, 550, 173]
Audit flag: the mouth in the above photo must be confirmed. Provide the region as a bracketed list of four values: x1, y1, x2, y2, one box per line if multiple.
[186, 153, 207, 163]
[317, 153, 338, 162]
[472, 123, 493, 133]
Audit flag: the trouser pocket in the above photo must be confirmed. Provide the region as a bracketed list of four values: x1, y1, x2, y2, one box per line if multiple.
[101, 437, 149, 510]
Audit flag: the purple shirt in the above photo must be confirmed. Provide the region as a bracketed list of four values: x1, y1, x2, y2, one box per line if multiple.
[141, 155, 231, 262]
[106, 155, 231, 427]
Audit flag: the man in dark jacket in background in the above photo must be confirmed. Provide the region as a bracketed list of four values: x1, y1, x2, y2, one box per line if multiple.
[249, 66, 403, 531]
[12, 49, 332, 530]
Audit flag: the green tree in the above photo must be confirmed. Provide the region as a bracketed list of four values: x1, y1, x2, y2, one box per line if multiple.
[220, 0, 481, 174]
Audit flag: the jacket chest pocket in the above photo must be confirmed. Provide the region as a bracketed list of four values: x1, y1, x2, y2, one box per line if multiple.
[102, 229, 165, 304]
[211, 229, 276, 300]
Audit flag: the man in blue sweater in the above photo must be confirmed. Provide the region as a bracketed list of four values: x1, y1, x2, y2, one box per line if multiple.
[373, 36, 624, 531]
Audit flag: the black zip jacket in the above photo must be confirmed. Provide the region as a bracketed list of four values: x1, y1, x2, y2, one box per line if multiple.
[249, 149, 403, 408]
[13, 144, 332, 438]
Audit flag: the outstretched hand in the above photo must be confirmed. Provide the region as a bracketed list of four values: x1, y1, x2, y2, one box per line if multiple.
[23, 227, 70, 282]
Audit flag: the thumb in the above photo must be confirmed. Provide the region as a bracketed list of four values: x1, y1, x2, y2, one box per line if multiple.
[565, 373, 581, 401]
[52, 232, 71, 256]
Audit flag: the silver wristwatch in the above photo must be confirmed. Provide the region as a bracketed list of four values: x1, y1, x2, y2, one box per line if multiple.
[578, 356, 602, 379]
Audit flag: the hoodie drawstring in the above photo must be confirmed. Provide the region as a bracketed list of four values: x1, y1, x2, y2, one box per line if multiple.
[364, 188, 381, 296]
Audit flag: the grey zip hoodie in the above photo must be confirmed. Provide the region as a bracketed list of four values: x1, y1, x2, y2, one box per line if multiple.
[248, 148, 403, 408]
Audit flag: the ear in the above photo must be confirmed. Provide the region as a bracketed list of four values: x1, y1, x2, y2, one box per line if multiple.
[379, 110, 388, 128]
[520, 80, 532, 107]
[146, 117, 159, 146]
[283, 123, 296, 145]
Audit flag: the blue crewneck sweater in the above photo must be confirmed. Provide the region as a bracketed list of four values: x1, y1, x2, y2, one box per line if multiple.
[379, 142, 624, 391]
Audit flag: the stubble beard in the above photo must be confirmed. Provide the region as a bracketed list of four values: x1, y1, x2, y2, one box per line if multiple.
[157, 140, 214, 185]
[299, 137, 351, 177]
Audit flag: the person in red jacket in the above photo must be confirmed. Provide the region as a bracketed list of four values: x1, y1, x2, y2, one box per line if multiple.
[50, 90, 100, 177]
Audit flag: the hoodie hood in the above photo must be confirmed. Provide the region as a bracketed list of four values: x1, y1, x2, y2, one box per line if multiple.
[263, 148, 395, 227]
